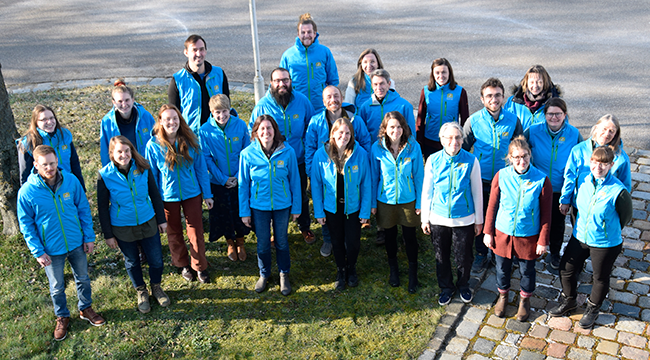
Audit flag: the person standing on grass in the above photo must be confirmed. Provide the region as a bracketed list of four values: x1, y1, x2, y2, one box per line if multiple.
[169, 34, 233, 133]
[98, 136, 170, 314]
[415, 58, 469, 159]
[304, 85, 371, 257]
[17, 145, 105, 342]
[550, 145, 632, 329]
[249, 68, 315, 244]
[483, 136, 552, 322]
[524, 98, 583, 270]
[198, 94, 251, 262]
[100, 79, 156, 167]
[311, 118, 371, 290]
[280, 13, 339, 113]
[371, 111, 424, 294]
[462, 77, 523, 274]
[146, 104, 213, 284]
[421, 122, 483, 306]
[239, 115, 302, 296]
[17, 104, 85, 190]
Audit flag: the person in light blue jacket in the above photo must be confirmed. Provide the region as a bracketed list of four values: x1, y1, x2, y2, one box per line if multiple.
[280, 13, 339, 112]
[344, 48, 396, 108]
[504, 65, 561, 131]
[99, 79, 155, 166]
[146, 104, 213, 284]
[17, 145, 104, 341]
[249, 68, 316, 244]
[524, 98, 583, 270]
[239, 115, 302, 296]
[198, 94, 251, 262]
[551, 146, 632, 329]
[311, 118, 371, 290]
[371, 111, 424, 293]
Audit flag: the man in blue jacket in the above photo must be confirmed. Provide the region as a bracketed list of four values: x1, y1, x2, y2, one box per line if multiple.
[462, 78, 523, 273]
[168, 34, 232, 133]
[250, 68, 316, 244]
[17, 145, 105, 342]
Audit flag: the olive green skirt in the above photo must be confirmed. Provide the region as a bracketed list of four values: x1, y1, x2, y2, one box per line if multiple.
[376, 201, 419, 229]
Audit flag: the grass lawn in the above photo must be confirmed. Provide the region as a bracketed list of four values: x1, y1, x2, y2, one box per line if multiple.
[3, 86, 443, 359]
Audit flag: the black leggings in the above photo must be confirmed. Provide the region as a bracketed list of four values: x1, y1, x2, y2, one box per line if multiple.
[559, 235, 621, 306]
[325, 208, 361, 269]
[431, 224, 474, 294]
[549, 192, 567, 256]
[385, 225, 418, 263]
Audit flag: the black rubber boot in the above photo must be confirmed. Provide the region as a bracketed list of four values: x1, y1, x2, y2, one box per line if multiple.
[347, 265, 358, 287]
[408, 262, 419, 294]
[388, 258, 400, 287]
[334, 268, 346, 291]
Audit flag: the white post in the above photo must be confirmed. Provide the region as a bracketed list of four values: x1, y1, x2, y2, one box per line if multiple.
[249, 0, 265, 103]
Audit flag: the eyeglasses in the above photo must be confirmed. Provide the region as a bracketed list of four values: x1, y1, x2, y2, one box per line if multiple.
[509, 154, 530, 161]
[272, 78, 291, 84]
[482, 93, 503, 100]
[546, 112, 564, 119]
[441, 135, 462, 141]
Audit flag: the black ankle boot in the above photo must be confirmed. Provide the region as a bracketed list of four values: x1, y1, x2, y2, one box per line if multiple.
[408, 262, 418, 294]
[388, 258, 400, 287]
[334, 268, 346, 291]
[347, 265, 358, 287]
[549, 293, 577, 317]
[579, 299, 600, 328]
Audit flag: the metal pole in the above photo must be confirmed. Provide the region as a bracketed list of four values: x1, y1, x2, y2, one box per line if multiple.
[249, 0, 265, 103]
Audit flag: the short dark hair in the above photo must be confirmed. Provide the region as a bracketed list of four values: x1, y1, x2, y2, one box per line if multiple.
[544, 97, 567, 115]
[480, 78, 504, 97]
[270, 67, 290, 80]
[33, 145, 57, 160]
[184, 34, 206, 50]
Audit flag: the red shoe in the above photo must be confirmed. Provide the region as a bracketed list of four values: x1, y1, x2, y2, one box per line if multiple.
[302, 230, 316, 244]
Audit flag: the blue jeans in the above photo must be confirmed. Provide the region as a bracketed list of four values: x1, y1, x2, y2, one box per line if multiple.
[494, 254, 536, 294]
[44, 245, 92, 317]
[116, 232, 164, 288]
[252, 207, 291, 277]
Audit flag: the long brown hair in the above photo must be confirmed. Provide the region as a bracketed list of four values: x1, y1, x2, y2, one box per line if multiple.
[427, 58, 457, 91]
[153, 104, 199, 170]
[250, 114, 285, 148]
[377, 111, 411, 151]
[108, 135, 150, 173]
[353, 49, 385, 95]
[328, 118, 355, 172]
[20, 104, 63, 153]
[520, 65, 552, 95]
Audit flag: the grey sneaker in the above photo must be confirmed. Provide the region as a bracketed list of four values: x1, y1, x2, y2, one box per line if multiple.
[136, 285, 150, 314]
[255, 276, 269, 293]
[320, 241, 332, 257]
[280, 272, 291, 296]
[151, 283, 170, 307]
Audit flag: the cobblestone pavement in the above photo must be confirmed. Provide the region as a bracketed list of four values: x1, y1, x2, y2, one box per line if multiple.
[419, 148, 650, 360]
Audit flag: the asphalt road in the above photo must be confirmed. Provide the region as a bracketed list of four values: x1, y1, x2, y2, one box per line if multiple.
[2, 0, 649, 148]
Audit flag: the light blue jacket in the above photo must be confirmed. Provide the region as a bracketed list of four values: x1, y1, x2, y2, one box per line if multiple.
[370, 137, 424, 209]
[560, 139, 631, 205]
[573, 172, 627, 247]
[358, 89, 416, 141]
[504, 96, 546, 130]
[238, 141, 302, 216]
[145, 136, 212, 202]
[494, 165, 549, 237]
[18, 128, 75, 173]
[304, 103, 371, 175]
[422, 84, 464, 142]
[173, 66, 225, 133]
[198, 115, 251, 185]
[423, 148, 477, 219]
[99, 103, 155, 166]
[526, 122, 583, 192]
[311, 142, 371, 219]
[99, 161, 155, 227]
[17, 170, 94, 258]
[280, 34, 339, 112]
[249, 90, 315, 165]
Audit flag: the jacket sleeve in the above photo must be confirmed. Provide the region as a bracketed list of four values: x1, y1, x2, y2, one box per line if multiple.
[370, 146, 380, 209]
[420, 155, 435, 223]
[616, 189, 633, 227]
[99, 118, 111, 166]
[462, 117, 475, 151]
[145, 143, 162, 196]
[310, 152, 325, 219]
[483, 172, 501, 237]
[344, 79, 356, 105]
[404, 102, 416, 136]
[325, 48, 339, 87]
[470, 157, 484, 224]
[200, 133, 228, 186]
[17, 190, 45, 258]
[560, 148, 579, 205]
[238, 152, 252, 217]
[304, 118, 318, 177]
[412, 144, 424, 210]
[359, 151, 372, 220]
[459, 89, 470, 127]
[194, 149, 213, 199]
[537, 177, 553, 247]
[168, 77, 181, 110]
[148, 170, 167, 225]
[18, 144, 33, 186]
[69, 142, 86, 192]
[96, 174, 114, 239]
[353, 115, 371, 154]
[416, 88, 427, 144]
[615, 153, 632, 192]
[73, 177, 95, 243]
[288, 149, 302, 215]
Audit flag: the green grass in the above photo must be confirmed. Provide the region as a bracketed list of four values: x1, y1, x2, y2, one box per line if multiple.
[4, 86, 443, 359]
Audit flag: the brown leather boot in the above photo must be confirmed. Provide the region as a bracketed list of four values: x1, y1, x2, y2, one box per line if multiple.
[516, 295, 531, 322]
[495, 291, 508, 318]
[226, 239, 237, 261]
[236, 237, 247, 261]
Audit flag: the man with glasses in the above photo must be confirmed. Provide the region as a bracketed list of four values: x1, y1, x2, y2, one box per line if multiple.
[463, 78, 523, 273]
[249, 68, 316, 244]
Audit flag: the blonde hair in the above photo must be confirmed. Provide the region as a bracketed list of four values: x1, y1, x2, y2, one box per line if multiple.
[19, 105, 63, 153]
[209, 94, 230, 112]
[507, 135, 531, 165]
[327, 118, 355, 173]
[297, 13, 317, 32]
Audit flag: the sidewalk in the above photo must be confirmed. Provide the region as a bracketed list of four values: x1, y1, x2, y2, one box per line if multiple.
[420, 149, 650, 360]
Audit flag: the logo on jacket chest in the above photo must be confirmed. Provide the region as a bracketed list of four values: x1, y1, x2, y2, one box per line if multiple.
[352, 165, 359, 173]
[501, 131, 509, 138]
[315, 62, 322, 67]
[293, 114, 300, 120]
[276, 160, 285, 168]
[62, 192, 71, 200]
[446, 93, 454, 100]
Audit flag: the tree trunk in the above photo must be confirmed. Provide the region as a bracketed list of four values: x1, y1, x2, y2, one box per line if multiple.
[0, 63, 21, 235]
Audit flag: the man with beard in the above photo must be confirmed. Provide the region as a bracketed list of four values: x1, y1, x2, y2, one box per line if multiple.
[304, 85, 371, 256]
[168, 34, 232, 133]
[250, 68, 316, 243]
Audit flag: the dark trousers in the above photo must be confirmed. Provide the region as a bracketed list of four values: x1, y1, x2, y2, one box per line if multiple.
[549, 192, 566, 256]
[474, 181, 491, 256]
[325, 206, 361, 269]
[209, 183, 250, 242]
[431, 224, 474, 295]
[560, 235, 621, 306]
[297, 163, 311, 232]
[385, 225, 418, 263]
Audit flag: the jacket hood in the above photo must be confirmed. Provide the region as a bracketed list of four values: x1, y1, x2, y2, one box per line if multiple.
[510, 83, 563, 104]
